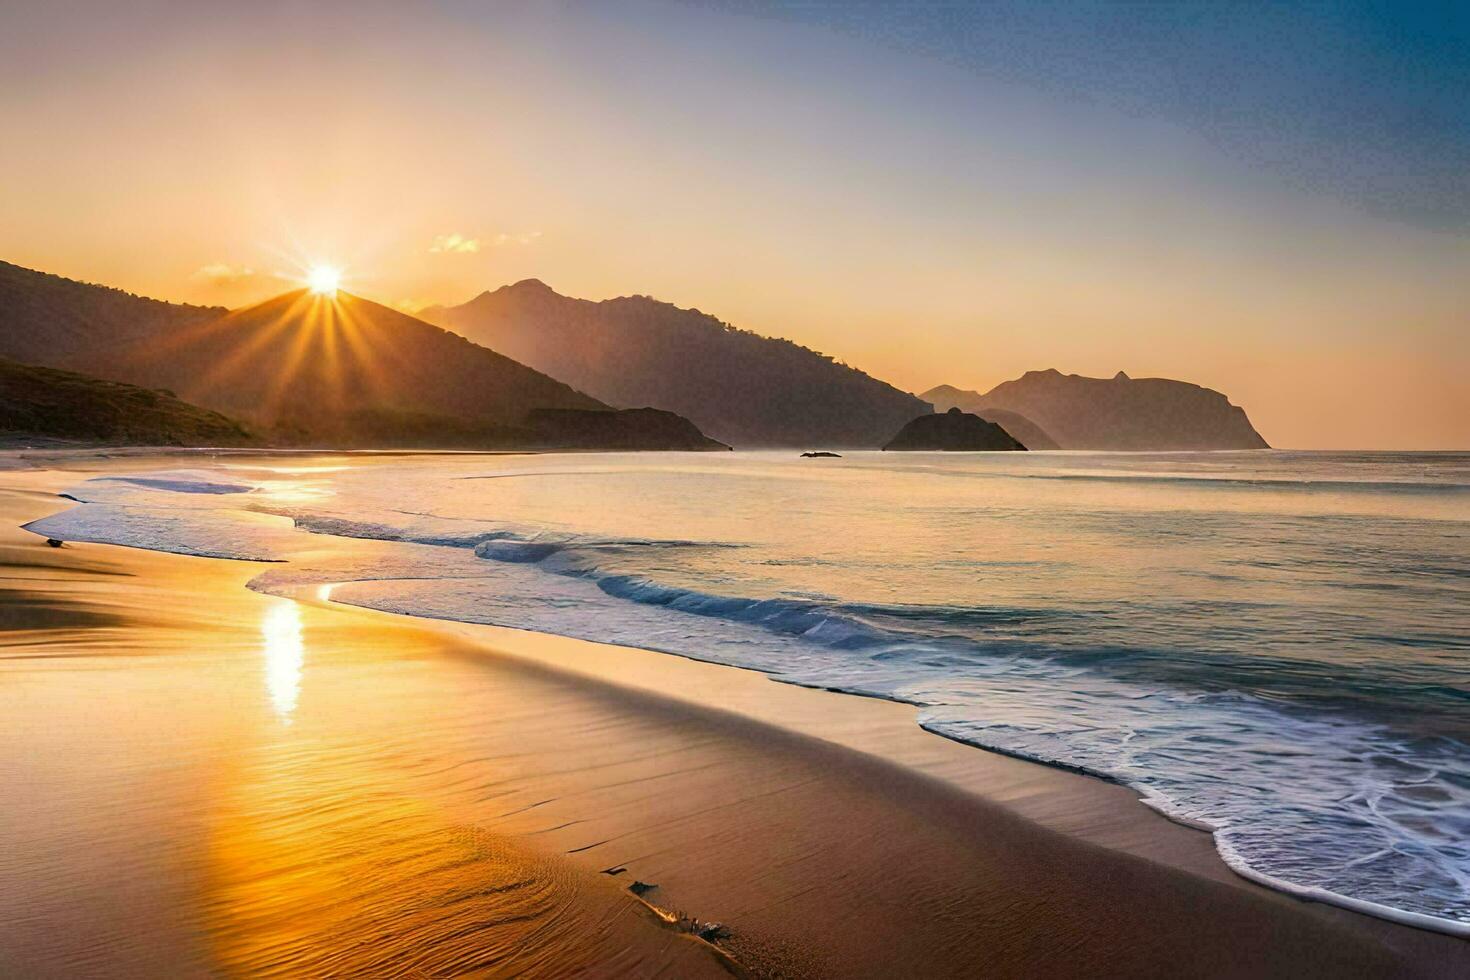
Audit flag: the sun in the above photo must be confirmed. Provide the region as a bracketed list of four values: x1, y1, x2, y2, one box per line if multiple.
[306, 265, 341, 296]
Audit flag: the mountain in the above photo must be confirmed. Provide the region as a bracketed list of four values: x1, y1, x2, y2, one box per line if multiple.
[0, 259, 224, 363]
[421, 280, 932, 447]
[0, 357, 253, 446]
[920, 385, 1059, 450]
[945, 370, 1269, 450]
[268, 406, 727, 451]
[521, 408, 728, 450]
[0, 261, 725, 450]
[882, 407, 1027, 451]
[65, 290, 606, 433]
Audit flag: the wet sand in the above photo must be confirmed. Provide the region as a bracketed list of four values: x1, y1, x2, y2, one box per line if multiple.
[1, 456, 1465, 977]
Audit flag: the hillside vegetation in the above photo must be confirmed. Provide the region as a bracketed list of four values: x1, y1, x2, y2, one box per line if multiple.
[0, 358, 253, 446]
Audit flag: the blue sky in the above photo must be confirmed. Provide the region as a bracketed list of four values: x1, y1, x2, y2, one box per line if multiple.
[697, 0, 1470, 232]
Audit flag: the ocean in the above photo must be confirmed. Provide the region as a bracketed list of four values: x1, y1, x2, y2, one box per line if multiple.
[24, 449, 1470, 934]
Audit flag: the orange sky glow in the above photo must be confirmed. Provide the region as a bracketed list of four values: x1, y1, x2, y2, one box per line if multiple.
[1, 1, 1465, 449]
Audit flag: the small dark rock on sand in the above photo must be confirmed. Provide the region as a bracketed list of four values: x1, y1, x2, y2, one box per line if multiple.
[684, 918, 729, 942]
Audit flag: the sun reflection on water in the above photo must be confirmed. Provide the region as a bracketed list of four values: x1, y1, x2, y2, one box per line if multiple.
[253, 477, 336, 506]
[260, 600, 304, 721]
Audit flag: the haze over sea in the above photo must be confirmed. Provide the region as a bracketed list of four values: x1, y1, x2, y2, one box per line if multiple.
[26, 450, 1470, 933]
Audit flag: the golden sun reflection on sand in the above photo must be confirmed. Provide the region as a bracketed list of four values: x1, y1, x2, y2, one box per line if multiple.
[260, 600, 304, 721]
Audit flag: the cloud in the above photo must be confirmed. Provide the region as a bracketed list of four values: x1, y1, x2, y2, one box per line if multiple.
[428, 233, 481, 254]
[429, 231, 543, 254]
[192, 262, 256, 284]
[493, 230, 542, 246]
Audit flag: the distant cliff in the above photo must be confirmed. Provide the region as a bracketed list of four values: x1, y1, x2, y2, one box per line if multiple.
[941, 370, 1269, 450]
[0, 358, 253, 446]
[883, 408, 1026, 451]
[423, 280, 931, 447]
[920, 385, 1059, 450]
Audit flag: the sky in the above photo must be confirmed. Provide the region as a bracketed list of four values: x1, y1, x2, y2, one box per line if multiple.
[1, 0, 1466, 448]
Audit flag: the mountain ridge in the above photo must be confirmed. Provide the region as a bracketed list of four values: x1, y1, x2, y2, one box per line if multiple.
[422, 280, 932, 447]
[0, 259, 225, 364]
[942, 369, 1269, 450]
[68, 288, 608, 428]
[0, 261, 723, 450]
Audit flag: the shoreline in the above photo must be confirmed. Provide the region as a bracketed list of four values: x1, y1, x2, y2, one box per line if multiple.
[322, 584, 1470, 945]
[3, 453, 1465, 976]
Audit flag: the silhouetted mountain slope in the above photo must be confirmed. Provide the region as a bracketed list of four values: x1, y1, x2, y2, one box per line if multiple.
[422, 280, 932, 447]
[0, 260, 224, 364]
[920, 385, 1059, 450]
[883, 407, 1026, 451]
[65, 290, 606, 433]
[970, 370, 1269, 450]
[0, 261, 725, 450]
[266, 406, 728, 451]
[522, 408, 728, 450]
[0, 358, 252, 446]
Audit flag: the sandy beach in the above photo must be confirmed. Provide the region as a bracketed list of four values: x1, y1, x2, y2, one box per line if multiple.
[2, 454, 1465, 978]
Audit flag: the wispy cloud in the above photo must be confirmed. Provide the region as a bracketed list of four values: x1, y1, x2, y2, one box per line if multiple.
[192, 262, 256, 284]
[492, 230, 542, 246]
[429, 230, 543, 254]
[428, 233, 481, 254]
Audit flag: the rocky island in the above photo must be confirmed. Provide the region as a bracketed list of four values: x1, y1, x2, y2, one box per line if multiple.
[882, 408, 1027, 451]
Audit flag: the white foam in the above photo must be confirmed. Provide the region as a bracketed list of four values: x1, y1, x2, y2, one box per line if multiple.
[1214, 835, 1470, 937]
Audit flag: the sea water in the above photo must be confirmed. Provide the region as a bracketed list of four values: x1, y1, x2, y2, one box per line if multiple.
[23, 450, 1470, 933]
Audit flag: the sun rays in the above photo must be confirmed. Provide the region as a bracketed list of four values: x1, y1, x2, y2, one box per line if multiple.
[108, 285, 401, 429]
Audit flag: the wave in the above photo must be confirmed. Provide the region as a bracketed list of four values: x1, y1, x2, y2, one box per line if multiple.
[22, 503, 287, 561]
[918, 713, 1470, 938]
[279, 511, 1051, 656]
[275, 507, 1470, 724]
